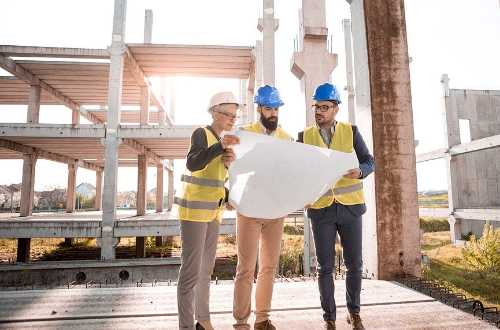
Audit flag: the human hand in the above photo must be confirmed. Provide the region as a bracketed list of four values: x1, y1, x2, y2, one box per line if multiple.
[221, 134, 240, 149]
[222, 148, 236, 167]
[304, 204, 311, 210]
[343, 168, 361, 179]
[226, 202, 234, 211]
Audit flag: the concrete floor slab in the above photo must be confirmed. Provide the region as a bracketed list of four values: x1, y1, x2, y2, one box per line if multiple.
[0, 280, 497, 329]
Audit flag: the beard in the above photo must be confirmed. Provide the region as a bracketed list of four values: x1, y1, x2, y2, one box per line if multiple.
[260, 112, 278, 131]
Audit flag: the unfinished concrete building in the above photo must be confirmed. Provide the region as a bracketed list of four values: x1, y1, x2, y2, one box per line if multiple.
[0, 0, 421, 282]
[417, 75, 500, 242]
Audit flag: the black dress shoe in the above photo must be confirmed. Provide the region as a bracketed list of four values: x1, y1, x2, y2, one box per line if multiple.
[195, 322, 205, 330]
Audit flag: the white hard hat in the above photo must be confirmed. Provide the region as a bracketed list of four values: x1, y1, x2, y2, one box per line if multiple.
[207, 91, 244, 112]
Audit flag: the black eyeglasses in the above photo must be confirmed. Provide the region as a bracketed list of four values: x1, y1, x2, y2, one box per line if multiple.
[216, 111, 240, 120]
[312, 104, 336, 112]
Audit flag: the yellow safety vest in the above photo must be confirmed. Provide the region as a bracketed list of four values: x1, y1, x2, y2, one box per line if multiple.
[243, 121, 292, 141]
[175, 127, 227, 222]
[303, 123, 365, 208]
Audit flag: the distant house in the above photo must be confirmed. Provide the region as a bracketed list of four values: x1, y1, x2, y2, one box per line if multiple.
[0, 184, 21, 210]
[76, 183, 96, 198]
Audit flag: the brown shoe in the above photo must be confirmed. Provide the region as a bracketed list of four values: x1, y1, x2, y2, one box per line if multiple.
[254, 319, 276, 330]
[324, 320, 336, 330]
[346, 313, 366, 330]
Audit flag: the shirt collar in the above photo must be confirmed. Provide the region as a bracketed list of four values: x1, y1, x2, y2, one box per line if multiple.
[316, 120, 337, 135]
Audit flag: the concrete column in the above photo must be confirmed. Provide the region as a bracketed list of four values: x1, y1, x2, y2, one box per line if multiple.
[136, 155, 147, 257]
[441, 74, 461, 242]
[20, 153, 37, 217]
[137, 154, 147, 216]
[239, 79, 248, 125]
[136, 237, 146, 258]
[144, 9, 153, 43]
[17, 238, 31, 263]
[247, 89, 255, 124]
[27, 85, 40, 124]
[291, 0, 337, 126]
[156, 164, 164, 212]
[257, 0, 279, 86]
[255, 40, 263, 89]
[94, 170, 103, 211]
[167, 160, 174, 211]
[72, 110, 80, 125]
[140, 86, 150, 125]
[155, 164, 164, 246]
[66, 163, 77, 213]
[343, 19, 356, 124]
[98, 0, 127, 260]
[349, 0, 421, 279]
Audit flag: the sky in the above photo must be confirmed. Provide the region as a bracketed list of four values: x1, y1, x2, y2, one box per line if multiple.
[0, 0, 500, 193]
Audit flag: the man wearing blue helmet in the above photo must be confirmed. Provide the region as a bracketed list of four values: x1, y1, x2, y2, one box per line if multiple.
[297, 83, 375, 330]
[232, 85, 291, 330]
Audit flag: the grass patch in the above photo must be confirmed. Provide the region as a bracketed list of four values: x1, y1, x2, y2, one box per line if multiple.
[422, 231, 500, 309]
[420, 217, 449, 232]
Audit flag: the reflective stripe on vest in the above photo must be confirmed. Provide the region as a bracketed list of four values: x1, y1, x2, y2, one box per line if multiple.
[174, 197, 219, 210]
[242, 121, 292, 141]
[303, 123, 365, 208]
[333, 182, 363, 195]
[181, 174, 224, 188]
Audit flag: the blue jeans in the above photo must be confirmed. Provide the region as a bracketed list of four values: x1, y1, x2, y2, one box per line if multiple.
[310, 202, 363, 321]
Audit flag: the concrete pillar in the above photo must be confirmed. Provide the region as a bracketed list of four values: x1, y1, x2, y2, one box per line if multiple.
[136, 154, 147, 256]
[27, 85, 40, 124]
[137, 154, 147, 216]
[17, 238, 31, 263]
[349, 0, 421, 280]
[255, 40, 263, 89]
[98, 0, 127, 260]
[167, 160, 174, 211]
[144, 9, 153, 43]
[343, 19, 356, 124]
[155, 163, 164, 246]
[20, 153, 37, 217]
[140, 86, 150, 125]
[257, 0, 279, 86]
[156, 164, 164, 212]
[66, 163, 77, 213]
[136, 237, 146, 258]
[94, 170, 103, 211]
[291, 0, 337, 126]
[239, 79, 248, 125]
[441, 74, 461, 242]
[169, 80, 176, 123]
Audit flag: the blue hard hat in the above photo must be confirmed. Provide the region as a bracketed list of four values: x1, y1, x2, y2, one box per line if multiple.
[253, 85, 284, 107]
[312, 83, 342, 104]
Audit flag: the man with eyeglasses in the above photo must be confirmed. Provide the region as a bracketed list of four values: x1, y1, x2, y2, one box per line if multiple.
[297, 83, 375, 330]
[232, 85, 292, 330]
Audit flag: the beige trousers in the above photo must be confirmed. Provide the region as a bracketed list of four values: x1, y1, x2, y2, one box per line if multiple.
[233, 213, 285, 329]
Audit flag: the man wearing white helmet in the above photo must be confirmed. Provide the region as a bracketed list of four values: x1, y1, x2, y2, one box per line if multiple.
[297, 83, 375, 330]
[232, 85, 292, 330]
[175, 91, 241, 330]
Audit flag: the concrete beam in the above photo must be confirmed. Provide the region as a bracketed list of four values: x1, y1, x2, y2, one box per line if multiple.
[114, 218, 236, 237]
[0, 54, 103, 124]
[449, 134, 500, 155]
[0, 45, 109, 59]
[415, 149, 447, 163]
[117, 125, 197, 138]
[0, 221, 101, 238]
[0, 124, 106, 138]
[121, 138, 163, 164]
[454, 208, 500, 221]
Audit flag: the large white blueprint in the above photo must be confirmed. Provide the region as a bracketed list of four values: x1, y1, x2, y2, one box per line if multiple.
[228, 130, 359, 219]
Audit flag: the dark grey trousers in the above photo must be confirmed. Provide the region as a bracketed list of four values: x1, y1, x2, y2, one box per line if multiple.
[310, 202, 363, 321]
